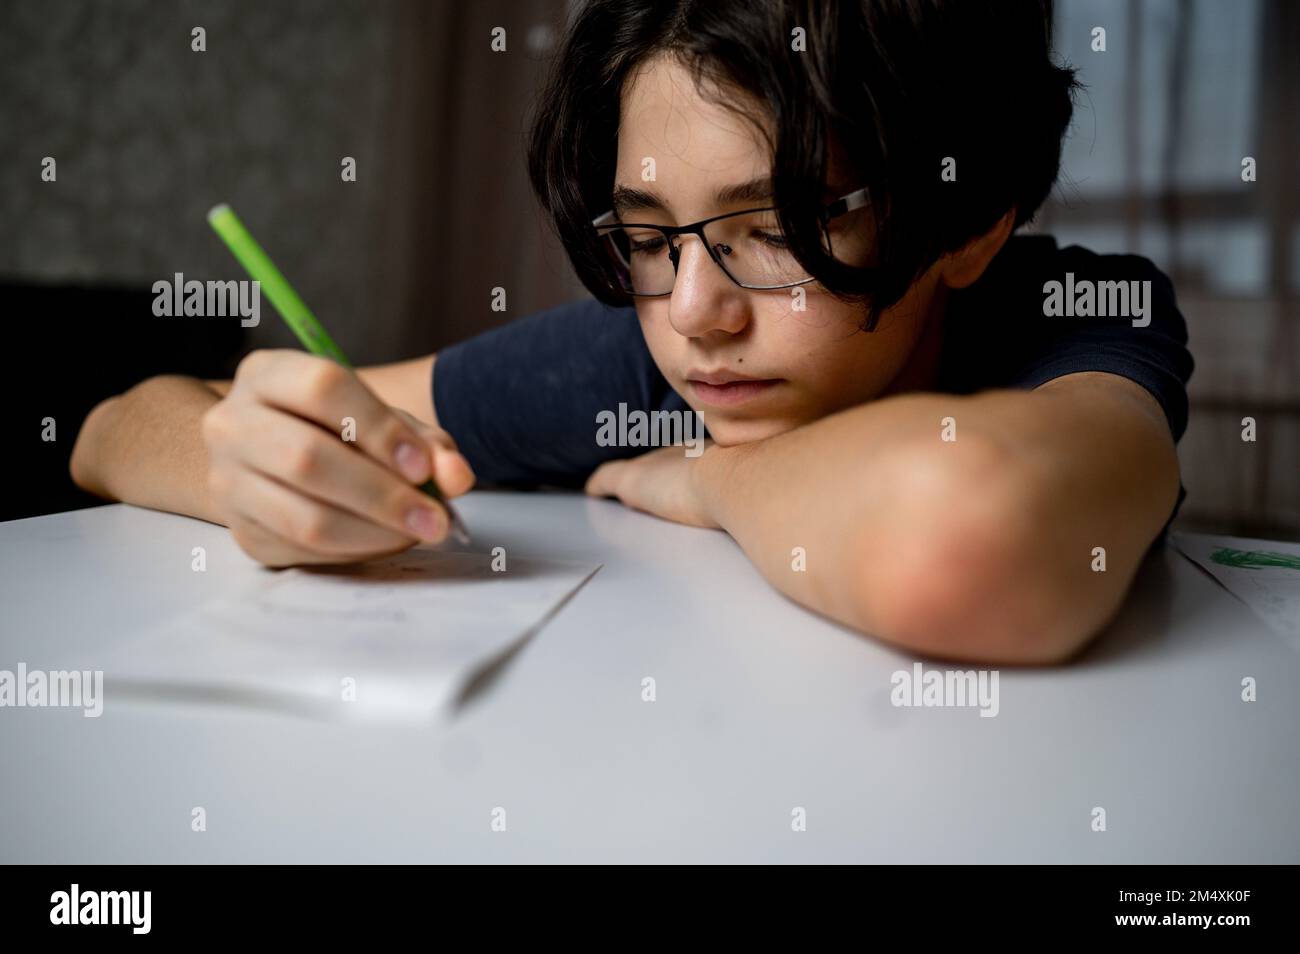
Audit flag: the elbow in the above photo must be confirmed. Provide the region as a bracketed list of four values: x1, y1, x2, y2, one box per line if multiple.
[854, 439, 1091, 666]
[869, 529, 1088, 666]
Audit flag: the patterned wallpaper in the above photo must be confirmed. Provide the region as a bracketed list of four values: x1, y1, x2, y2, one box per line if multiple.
[1, 0, 581, 364]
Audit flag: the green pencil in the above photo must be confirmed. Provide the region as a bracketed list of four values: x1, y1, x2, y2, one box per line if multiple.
[207, 203, 470, 545]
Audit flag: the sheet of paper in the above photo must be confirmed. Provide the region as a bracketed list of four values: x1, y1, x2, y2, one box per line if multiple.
[1172, 532, 1300, 650]
[104, 547, 599, 721]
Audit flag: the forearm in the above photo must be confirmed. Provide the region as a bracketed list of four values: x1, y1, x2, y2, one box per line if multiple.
[696, 381, 1178, 663]
[70, 375, 225, 524]
[698, 392, 993, 641]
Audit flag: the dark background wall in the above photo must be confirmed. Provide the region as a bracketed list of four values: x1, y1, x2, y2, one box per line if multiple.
[1, 0, 1297, 536]
[0, 0, 581, 365]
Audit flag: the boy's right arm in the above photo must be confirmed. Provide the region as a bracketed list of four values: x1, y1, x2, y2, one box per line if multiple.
[69, 350, 474, 567]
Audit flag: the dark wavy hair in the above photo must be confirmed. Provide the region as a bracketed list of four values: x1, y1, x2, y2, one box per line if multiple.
[527, 0, 1078, 329]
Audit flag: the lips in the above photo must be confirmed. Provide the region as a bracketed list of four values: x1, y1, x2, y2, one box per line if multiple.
[686, 369, 772, 386]
[685, 369, 781, 407]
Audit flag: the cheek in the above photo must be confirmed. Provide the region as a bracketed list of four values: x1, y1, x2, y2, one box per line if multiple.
[634, 301, 682, 369]
[773, 295, 920, 405]
[768, 294, 871, 373]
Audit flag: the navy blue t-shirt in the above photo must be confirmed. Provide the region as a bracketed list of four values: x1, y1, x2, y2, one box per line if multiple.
[433, 235, 1193, 493]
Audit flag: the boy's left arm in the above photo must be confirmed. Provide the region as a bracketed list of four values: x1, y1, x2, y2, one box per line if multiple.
[585, 371, 1180, 664]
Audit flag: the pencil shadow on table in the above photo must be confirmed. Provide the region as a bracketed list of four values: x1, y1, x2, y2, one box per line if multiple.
[109, 679, 338, 722]
[449, 564, 604, 716]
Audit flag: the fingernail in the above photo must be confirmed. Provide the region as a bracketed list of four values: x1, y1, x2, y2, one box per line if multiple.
[406, 506, 446, 541]
[395, 442, 429, 482]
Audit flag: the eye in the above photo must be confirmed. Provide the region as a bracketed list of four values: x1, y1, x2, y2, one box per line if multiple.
[752, 230, 790, 250]
[629, 235, 669, 255]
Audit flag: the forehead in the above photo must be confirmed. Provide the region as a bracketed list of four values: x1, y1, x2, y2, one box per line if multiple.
[616, 55, 771, 210]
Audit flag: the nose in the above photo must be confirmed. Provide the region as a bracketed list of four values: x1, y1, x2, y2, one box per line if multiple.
[666, 234, 752, 339]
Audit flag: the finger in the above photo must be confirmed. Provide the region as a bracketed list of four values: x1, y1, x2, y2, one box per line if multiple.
[584, 461, 623, 497]
[225, 465, 421, 558]
[392, 410, 476, 497]
[238, 351, 436, 484]
[228, 512, 332, 568]
[431, 444, 476, 497]
[231, 404, 452, 543]
[391, 408, 459, 453]
[230, 511, 414, 568]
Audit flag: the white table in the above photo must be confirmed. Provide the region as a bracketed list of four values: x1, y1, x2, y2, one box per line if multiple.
[1, 493, 1297, 862]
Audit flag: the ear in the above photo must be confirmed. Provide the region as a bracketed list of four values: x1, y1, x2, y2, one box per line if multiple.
[938, 210, 1016, 290]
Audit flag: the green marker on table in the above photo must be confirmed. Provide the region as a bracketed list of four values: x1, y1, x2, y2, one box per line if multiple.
[207, 203, 470, 545]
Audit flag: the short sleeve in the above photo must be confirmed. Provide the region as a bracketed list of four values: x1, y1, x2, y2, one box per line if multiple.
[941, 236, 1195, 531]
[943, 237, 1195, 442]
[432, 299, 691, 487]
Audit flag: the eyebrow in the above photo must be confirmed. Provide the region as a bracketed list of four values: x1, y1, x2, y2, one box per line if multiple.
[608, 177, 776, 217]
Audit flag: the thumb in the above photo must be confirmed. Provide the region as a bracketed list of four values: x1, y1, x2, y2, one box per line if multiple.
[391, 409, 476, 496]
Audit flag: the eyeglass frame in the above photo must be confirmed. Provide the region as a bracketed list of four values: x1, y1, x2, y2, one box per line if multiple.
[590, 186, 869, 297]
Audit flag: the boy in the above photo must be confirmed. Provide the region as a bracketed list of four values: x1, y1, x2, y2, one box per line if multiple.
[70, 0, 1192, 664]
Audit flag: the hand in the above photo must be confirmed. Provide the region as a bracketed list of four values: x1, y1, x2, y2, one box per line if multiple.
[584, 443, 720, 529]
[202, 349, 475, 567]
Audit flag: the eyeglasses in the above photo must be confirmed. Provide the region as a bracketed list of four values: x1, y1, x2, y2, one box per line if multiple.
[591, 187, 868, 297]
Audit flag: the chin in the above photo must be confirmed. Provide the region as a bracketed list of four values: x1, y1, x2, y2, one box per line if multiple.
[701, 414, 802, 448]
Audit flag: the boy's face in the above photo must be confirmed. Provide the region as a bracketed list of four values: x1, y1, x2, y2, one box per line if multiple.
[615, 56, 945, 446]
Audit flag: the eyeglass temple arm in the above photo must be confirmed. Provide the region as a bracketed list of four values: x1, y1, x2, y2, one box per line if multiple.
[820, 187, 869, 223]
